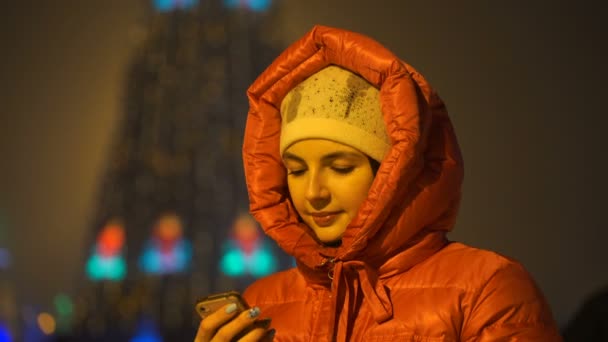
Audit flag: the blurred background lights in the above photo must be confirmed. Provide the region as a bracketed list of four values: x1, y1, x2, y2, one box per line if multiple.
[139, 213, 192, 275]
[86, 220, 127, 281]
[220, 248, 246, 277]
[98, 222, 125, 257]
[130, 317, 163, 342]
[53, 294, 73, 317]
[219, 213, 277, 277]
[36, 313, 55, 336]
[53, 293, 74, 333]
[139, 240, 191, 274]
[223, 0, 272, 12]
[86, 254, 127, 280]
[153, 0, 198, 12]
[0, 321, 11, 342]
[3, 0, 290, 340]
[248, 248, 275, 277]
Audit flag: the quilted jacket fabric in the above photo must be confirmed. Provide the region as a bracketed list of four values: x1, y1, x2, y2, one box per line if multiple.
[241, 25, 561, 341]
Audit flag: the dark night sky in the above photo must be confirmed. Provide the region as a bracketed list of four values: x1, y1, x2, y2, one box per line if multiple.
[1, 0, 606, 327]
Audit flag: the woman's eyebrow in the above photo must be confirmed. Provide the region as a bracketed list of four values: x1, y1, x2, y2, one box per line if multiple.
[321, 151, 362, 162]
[282, 152, 305, 163]
[283, 151, 362, 163]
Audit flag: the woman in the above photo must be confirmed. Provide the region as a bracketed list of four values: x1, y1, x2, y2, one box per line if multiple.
[195, 25, 561, 341]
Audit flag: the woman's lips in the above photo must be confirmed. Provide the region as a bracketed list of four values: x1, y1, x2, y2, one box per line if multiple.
[310, 212, 340, 227]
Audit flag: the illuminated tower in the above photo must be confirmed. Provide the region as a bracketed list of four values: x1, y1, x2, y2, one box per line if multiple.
[74, 0, 285, 340]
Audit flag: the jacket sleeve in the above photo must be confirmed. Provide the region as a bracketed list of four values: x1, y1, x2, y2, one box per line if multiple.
[461, 261, 563, 341]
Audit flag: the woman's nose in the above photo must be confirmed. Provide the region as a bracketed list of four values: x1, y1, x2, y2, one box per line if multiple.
[305, 172, 330, 208]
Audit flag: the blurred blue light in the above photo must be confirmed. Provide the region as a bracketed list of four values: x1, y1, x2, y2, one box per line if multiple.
[223, 0, 238, 8]
[130, 317, 163, 342]
[22, 313, 48, 342]
[223, 0, 271, 12]
[131, 332, 163, 342]
[153, 0, 198, 12]
[139, 239, 192, 275]
[0, 321, 11, 342]
[140, 247, 162, 274]
[248, 0, 271, 11]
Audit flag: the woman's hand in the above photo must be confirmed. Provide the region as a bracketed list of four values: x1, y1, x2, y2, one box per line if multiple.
[194, 303, 274, 341]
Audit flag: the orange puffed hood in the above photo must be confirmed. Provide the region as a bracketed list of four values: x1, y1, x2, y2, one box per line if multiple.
[243, 25, 463, 282]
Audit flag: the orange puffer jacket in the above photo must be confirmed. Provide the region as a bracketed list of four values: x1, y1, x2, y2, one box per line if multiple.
[242, 25, 561, 341]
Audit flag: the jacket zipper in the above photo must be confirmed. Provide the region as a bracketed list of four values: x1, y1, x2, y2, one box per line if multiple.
[320, 257, 335, 280]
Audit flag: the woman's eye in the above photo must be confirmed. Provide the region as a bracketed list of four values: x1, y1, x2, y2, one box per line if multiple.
[288, 169, 306, 176]
[332, 166, 354, 174]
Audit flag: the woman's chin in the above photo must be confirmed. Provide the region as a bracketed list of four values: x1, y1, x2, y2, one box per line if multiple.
[321, 239, 342, 247]
[314, 229, 344, 247]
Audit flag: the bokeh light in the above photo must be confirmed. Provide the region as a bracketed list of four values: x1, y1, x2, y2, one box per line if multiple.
[139, 213, 192, 275]
[220, 247, 246, 277]
[36, 313, 55, 336]
[130, 317, 162, 342]
[86, 220, 127, 281]
[0, 321, 11, 342]
[249, 247, 277, 277]
[223, 0, 272, 12]
[153, 0, 198, 12]
[219, 213, 277, 277]
[86, 254, 127, 281]
[98, 222, 126, 257]
[53, 294, 73, 317]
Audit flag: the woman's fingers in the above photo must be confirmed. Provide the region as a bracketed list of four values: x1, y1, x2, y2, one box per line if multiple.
[239, 327, 275, 342]
[195, 305, 270, 342]
[213, 307, 262, 341]
[263, 329, 276, 341]
[194, 303, 241, 342]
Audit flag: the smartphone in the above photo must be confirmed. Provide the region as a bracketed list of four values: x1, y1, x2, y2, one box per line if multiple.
[195, 291, 250, 320]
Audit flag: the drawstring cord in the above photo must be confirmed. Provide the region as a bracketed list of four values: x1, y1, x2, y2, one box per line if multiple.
[324, 258, 393, 341]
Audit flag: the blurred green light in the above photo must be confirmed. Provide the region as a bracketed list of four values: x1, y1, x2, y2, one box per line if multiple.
[220, 249, 246, 277]
[219, 240, 278, 278]
[86, 254, 126, 281]
[249, 248, 277, 277]
[53, 294, 73, 317]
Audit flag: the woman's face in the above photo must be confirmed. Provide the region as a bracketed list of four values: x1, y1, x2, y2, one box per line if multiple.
[282, 139, 375, 245]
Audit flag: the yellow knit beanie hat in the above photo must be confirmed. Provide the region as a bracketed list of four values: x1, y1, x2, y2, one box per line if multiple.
[280, 65, 390, 162]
